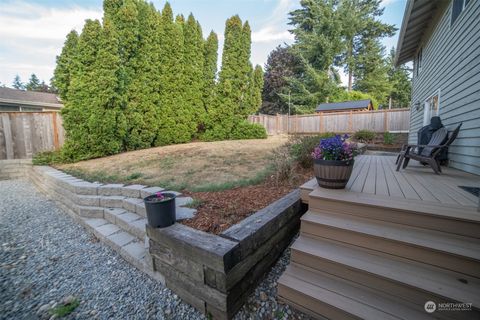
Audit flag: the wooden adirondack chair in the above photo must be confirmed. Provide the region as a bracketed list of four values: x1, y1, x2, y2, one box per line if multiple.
[396, 123, 462, 174]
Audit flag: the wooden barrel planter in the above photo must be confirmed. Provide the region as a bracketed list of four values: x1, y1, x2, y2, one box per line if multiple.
[314, 159, 354, 189]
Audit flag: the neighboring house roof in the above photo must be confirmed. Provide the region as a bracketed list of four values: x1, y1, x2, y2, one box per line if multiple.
[0, 87, 63, 109]
[395, 0, 445, 66]
[315, 99, 372, 112]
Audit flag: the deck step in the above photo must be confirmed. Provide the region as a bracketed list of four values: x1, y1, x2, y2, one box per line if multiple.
[308, 188, 480, 238]
[290, 235, 480, 310]
[301, 210, 480, 278]
[278, 263, 439, 320]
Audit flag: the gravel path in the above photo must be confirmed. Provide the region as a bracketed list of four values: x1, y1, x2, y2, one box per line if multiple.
[0, 179, 308, 320]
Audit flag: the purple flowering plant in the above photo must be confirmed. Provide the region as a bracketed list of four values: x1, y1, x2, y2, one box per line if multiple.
[311, 134, 357, 162]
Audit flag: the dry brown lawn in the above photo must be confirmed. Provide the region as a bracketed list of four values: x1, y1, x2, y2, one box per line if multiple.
[58, 136, 288, 191]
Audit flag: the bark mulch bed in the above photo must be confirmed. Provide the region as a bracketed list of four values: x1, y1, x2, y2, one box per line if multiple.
[181, 167, 312, 234]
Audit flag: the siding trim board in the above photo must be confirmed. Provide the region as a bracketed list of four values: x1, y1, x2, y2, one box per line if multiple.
[402, 0, 480, 175]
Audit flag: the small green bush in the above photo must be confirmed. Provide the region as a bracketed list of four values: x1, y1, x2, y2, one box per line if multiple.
[32, 151, 64, 165]
[289, 133, 335, 168]
[230, 121, 267, 140]
[383, 132, 395, 145]
[271, 146, 295, 184]
[353, 129, 375, 143]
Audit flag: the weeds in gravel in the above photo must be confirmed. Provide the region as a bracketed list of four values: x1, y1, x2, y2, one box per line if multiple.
[50, 299, 80, 317]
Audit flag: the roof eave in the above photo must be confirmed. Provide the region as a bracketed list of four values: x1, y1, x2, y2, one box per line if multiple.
[0, 98, 63, 109]
[395, 0, 416, 66]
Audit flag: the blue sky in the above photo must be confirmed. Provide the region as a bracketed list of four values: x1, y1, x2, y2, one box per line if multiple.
[0, 0, 407, 87]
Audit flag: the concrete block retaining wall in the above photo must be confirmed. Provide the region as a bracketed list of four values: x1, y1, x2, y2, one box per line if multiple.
[2, 161, 307, 319]
[147, 190, 306, 319]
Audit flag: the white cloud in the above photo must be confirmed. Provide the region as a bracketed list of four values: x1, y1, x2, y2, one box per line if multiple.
[0, 1, 102, 86]
[251, 0, 295, 43]
[381, 0, 398, 6]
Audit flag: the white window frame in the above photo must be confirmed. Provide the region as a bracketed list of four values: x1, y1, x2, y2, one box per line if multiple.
[423, 89, 441, 126]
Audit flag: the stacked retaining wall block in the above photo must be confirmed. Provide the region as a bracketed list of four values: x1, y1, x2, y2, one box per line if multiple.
[27, 165, 197, 283]
[147, 190, 307, 319]
[0, 159, 32, 180]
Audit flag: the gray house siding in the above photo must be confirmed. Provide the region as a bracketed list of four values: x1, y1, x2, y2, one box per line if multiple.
[409, 0, 480, 175]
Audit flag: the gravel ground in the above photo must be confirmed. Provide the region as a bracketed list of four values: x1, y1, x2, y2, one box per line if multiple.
[0, 179, 309, 320]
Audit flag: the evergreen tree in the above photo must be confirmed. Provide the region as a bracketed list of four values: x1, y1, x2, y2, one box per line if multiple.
[183, 13, 206, 131]
[25, 74, 41, 91]
[124, 1, 161, 149]
[353, 38, 391, 107]
[337, 0, 396, 91]
[386, 47, 411, 108]
[85, 18, 127, 157]
[53, 30, 78, 100]
[156, 2, 193, 145]
[250, 65, 264, 113]
[61, 19, 103, 160]
[12, 75, 24, 90]
[202, 31, 218, 115]
[287, 0, 343, 110]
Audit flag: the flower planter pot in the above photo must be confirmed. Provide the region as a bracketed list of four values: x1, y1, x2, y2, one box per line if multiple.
[144, 193, 176, 228]
[314, 159, 354, 189]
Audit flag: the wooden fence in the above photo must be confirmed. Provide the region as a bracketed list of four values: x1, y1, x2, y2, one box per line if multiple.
[0, 112, 65, 160]
[248, 108, 410, 135]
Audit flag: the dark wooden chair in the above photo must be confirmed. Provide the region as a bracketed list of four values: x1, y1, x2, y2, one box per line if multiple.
[396, 123, 462, 174]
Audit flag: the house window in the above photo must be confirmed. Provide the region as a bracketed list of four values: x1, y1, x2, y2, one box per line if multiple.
[423, 91, 440, 125]
[451, 0, 470, 25]
[416, 48, 422, 76]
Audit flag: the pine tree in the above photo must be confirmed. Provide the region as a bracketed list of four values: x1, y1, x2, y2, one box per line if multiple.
[251, 65, 264, 112]
[183, 13, 205, 132]
[12, 75, 24, 90]
[353, 38, 391, 107]
[156, 2, 193, 145]
[53, 30, 78, 100]
[25, 74, 41, 91]
[61, 19, 103, 160]
[337, 0, 396, 91]
[202, 31, 218, 115]
[386, 47, 411, 108]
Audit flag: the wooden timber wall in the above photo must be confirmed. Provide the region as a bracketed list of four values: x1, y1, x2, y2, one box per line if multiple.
[0, 112, 64, 160]
[248, 108, 410, 135]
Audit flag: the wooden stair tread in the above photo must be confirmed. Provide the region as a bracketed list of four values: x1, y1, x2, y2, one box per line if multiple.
[278, 264, 434, 320]
[292, 235, 480, 305]
[309, 187, 480, 223]
[302, 210, 480, 261]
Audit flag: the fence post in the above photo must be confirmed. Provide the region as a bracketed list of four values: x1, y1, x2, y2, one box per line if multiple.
[52, 112, 60, 150]
[383, 109, 388, 132]
[319, 112, 323, 133]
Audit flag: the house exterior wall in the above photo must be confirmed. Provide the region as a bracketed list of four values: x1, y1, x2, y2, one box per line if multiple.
[409, 0, 480, 175]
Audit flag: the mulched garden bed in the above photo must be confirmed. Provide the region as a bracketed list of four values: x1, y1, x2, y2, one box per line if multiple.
[181, 167, 312, 234]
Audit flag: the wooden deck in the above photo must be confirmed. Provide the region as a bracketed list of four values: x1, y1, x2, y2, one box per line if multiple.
[301, 154, 479, 215]
[279, 154, 480, 319]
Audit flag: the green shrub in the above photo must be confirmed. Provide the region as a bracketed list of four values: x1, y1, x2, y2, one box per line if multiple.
[32, 151, 64, 165]
[353, 129, 375, 143]
[383, 132, 395, 145]
[289, 133, 335, 168]
[230, 121, 267, 140]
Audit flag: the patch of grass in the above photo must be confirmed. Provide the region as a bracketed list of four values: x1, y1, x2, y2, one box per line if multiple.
[190, 166, 274, 192]
[50, 299, 80, 317]
[126, 172, 143, 180]
[184, 199, 205, 208]
[32, 150, 64, 165]
[62, 168, 120, 184]
[156, 179, 188, 191]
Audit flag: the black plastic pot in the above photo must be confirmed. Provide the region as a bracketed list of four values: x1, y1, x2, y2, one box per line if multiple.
[144, 193, 176, 228]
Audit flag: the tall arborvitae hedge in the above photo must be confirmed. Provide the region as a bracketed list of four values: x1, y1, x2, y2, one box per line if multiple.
[53, 30, 78, 101]
[55, 1, 265, 160]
